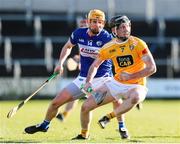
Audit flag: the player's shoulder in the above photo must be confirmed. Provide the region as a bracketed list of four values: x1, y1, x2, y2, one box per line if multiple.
[93, 29, 112, 43]
[100, 29, 112, 37]
[100, 38, 116, 51]
[71, 27, 88, 39]
[101, 29, 111, 34]
[129, 36, 147, 46]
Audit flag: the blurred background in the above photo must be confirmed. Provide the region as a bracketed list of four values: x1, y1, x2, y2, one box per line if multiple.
[0, 0, 180, 99]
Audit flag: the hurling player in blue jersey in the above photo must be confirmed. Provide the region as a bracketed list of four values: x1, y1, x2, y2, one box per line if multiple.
[24, 9, 129, 139]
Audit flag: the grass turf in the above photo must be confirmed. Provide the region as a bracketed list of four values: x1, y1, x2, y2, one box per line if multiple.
[0, 99, 180, 143]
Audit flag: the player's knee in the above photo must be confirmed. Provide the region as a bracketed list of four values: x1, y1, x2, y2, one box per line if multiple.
[113, 99, 123, 105]
[131, 92, 140, 104]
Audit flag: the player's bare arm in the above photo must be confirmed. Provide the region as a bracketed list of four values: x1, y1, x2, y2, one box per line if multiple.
[54, 39, 74, 74]
[120, 52, 157, 81]
[84, 58, 104, 89]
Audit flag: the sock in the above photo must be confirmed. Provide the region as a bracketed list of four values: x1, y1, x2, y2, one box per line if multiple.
[119, 121, 126, 129]
[81, 129, 89, 138]
[40, 120, 50, 130]
[106, 112, 115, 120]
[62, 111, 68, 118]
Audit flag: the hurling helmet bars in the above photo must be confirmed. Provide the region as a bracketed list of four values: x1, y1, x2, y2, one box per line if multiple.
[109, 15, 130, 28]
[87, 9, 105, 21]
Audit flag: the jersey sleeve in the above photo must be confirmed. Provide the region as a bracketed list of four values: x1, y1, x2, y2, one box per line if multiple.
[137, 39, 150, 58]
[98, 46, 109, 60]
[70, 28, 79, 45]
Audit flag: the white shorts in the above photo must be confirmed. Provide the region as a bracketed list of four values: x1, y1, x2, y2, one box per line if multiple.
[65, 75, 112, 100]
[73, 75, 112, 89]
[105, 78, 148, 100]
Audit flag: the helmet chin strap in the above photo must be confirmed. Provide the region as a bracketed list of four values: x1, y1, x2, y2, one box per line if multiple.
[117, 36, 128, 41]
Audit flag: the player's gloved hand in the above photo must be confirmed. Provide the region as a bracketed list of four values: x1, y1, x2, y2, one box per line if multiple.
[83, 82, 93, 93]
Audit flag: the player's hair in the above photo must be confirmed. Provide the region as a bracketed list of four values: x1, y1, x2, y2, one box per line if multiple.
[109, 15, 130, 28]
[87, 9, 105, 21]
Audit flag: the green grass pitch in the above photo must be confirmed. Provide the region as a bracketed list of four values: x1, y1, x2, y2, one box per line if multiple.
[0, 99, 180, 143]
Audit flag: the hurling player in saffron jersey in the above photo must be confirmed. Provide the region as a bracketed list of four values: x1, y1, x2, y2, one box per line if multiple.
[76, 15, 156, 139]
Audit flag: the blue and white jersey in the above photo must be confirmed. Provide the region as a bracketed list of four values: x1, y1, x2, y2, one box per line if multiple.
[70, 27, 113, 77]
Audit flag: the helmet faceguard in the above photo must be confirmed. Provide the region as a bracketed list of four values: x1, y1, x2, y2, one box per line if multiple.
[109, 15, 131, 41]
[109, 15, 130, 28]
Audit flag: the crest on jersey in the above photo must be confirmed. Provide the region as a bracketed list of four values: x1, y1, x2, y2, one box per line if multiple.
[96, 41, 102, 46]
[119, 46, 125, 52]
[129, 45, 135, 51]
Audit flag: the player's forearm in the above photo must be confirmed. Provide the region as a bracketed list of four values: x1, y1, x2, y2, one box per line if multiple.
[130, 54, 157, 80]
[131, 64, 156, 79]
[86, 58, 104, 83]
[86, 65, 98, 83]
[58, 46, 72, 67]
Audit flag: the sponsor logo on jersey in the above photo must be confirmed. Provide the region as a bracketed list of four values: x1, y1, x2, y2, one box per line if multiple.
[79, 44, 99, 58]
[80, 48, 97, 54]
[79, 39, 85, 43]
[116, 55, 133, 67]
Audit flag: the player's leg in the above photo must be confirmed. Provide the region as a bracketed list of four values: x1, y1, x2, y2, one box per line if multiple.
[24, 88, 74, 134]
[24, 82, 85, 134]
[99, 86, 147, 137]
[98, 99, 129, 139]
[113, 100, 129, 139]
[72, 84, 115, 139]
[114, 87, 147, 116]
[56, 100, 78, 121]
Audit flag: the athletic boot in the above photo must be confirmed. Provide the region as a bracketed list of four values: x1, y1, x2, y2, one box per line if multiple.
[119, 127, 130, 139]
[71, 134, 89, 140]
[56, 113, 64, 121]
[98, 116, 110, 129]
[24, 124, 48, 134]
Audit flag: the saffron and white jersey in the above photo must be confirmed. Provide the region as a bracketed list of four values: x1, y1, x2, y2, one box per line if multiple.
[99, 36, 150, 86]
[70, 27, 113, 77]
